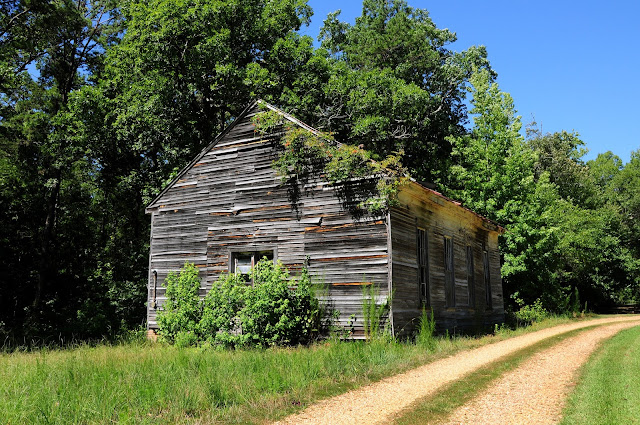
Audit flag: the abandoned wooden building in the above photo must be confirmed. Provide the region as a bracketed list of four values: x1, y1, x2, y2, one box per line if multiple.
[146, 100, 505, 337]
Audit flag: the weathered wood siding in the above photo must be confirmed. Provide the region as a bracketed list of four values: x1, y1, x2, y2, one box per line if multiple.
[146, 105, 389, 336]
[390, 183, 505, 336]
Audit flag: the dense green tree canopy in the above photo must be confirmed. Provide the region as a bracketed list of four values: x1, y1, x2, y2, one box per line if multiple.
[310, 0, 493, 183]
[445, 67, 640, 310]
[0, 0, 125, 338]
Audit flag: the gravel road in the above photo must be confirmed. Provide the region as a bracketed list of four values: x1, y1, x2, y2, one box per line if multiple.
[272, 315, 640, 425]
[441, 320, 639, 425]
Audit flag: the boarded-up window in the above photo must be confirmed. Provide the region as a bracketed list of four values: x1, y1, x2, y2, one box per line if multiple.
[417, 229, 429, 305]
[467, 246, 475, 308]
[444, 236, 455, 307]
[483, 250, 492, 309]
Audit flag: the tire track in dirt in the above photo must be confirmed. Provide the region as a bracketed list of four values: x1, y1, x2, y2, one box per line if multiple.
[272, 316, 640, 425]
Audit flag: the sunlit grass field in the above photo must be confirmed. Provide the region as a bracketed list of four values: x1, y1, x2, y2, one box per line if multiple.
[0, 316, 577, 424]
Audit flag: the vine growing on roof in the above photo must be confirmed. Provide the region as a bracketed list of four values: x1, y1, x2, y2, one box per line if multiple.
[252, 108, 408, 215]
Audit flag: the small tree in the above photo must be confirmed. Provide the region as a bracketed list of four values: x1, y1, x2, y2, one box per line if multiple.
[198, 273, 246, 347]
[156, 263, 201, 342]
[240, 259, 322, 346]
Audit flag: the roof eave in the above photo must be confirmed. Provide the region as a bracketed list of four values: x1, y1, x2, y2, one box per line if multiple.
[405, 179, 506, 234]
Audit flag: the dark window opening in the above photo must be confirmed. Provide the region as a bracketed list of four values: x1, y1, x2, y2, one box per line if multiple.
[466, 246, 475, 308]
[483, 250, 492, 309]
[444, 236, 455, 307]
[417, 229, 429, 306]
[230, 250, 275, 282]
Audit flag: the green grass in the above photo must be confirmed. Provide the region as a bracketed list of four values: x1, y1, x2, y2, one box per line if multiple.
[0, 315, 591, 424]
[560, 324, 640, 425]
[392, 327, 592, 425]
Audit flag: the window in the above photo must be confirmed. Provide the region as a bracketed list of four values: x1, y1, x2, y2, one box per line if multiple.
[483, 250, 492, 309]
[466, 246, 475, 308]
[417, 229, 429, 305]
[444, 236, 455, 307]
[230, 250, 275, 281]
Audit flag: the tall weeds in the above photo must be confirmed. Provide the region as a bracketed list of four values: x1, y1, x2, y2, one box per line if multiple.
[416, 307, 436, 348]
[362, 284, 390, 341]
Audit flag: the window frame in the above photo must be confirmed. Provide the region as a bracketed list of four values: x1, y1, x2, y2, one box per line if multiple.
[228, 247, 277, 283]
[444, 236, 455, 307]
[466, 245, 475, 308]
[416, 228, 430, 306]
[483, 249, 492, 309]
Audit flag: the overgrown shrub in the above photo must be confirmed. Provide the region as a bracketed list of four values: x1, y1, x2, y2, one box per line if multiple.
[174, 330, 198, 348]
[198, 273, 246, 347]
[157, 260, 323, 348]
[241, 261, 322, 346]
[512, 292, 548, 326]
[156, 263, 202, 343]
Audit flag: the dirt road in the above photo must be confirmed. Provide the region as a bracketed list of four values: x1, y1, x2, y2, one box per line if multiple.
[441, 321, 638, 425]
[273, 315, 640, 425]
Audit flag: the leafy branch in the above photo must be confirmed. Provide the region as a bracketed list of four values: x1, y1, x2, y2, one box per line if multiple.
[252, 108, 408, 215]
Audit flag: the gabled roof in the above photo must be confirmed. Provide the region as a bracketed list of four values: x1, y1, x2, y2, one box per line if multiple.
[145, 99, 505, 233]
[146, 99, 309, 211]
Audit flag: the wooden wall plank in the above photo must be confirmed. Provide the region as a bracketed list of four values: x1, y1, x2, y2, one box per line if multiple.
[390, 182, 505, 336]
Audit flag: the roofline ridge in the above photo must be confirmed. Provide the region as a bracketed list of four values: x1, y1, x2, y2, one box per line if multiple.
[146, 100, 259, 211]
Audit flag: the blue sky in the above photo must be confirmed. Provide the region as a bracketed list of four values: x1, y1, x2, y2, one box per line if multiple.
[303, 1, 639, 164]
